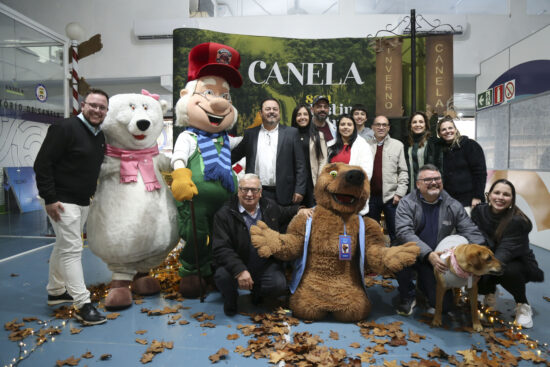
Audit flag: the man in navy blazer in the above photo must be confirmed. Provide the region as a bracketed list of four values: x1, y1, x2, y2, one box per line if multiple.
[232, 98, 306, 206]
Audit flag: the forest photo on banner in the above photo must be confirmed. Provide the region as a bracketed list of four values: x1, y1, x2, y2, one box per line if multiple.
[173, 28, 425, 136]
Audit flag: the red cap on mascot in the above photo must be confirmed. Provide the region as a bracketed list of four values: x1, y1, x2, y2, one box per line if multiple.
[187, 42, 243, 88]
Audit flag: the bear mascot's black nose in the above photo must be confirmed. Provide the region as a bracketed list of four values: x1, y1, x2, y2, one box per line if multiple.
[136, 119, 151, 131]
[345, 169, 365, 186]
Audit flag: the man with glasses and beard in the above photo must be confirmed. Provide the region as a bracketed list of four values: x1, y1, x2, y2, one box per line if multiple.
[34, 88, 109, 325]
[393, 164, 484, 316]
[212, 174, 310, 316]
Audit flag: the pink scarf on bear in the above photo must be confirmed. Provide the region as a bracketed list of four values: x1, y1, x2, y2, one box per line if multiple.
[105, 144, 161, 191]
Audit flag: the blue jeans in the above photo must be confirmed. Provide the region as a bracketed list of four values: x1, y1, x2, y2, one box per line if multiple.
[367, 195, 397, 243]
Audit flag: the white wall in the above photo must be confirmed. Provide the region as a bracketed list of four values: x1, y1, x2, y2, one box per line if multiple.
[477, 23, 550, 94]
[475, 23, 550, 250]
[3, 0, 550, 87]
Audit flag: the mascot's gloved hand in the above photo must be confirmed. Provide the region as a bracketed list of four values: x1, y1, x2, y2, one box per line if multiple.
[382, 242, 420, 273]
[250, 221, 282, 258]
[171, 168, 198, 201]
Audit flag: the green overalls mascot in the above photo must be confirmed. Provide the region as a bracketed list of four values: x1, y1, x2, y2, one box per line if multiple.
[171, 42, 243, 298]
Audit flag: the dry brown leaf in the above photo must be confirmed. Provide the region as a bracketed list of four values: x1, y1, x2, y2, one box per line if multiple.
[374, 344, 388, 355]
[106, 312, 120, 320]
[134, 299, 144, 305]
[135, 329, 147, 335]
[329, 330, 339, 340]
[519, 350, 546, 363]
[389, 336, 407, 347]
[192, 312, 216, 322]
[179, 320, 190, 325]
[349, 342, 361, 348]
[427, 346, 449, 359]
[9, 327, 34, 341]
[136, 338, 148, 345]
[147, 340, 165, 353]
[383, 360, 400, 367]
[269, 350, 287, 363]
[4, 319, 25, 331]
[22, 317, 39, 322]
[170, 314, 182, 321]
[201, 322, 216, 328]
[227, 333, 239, 340]
[407, 329, 426, 343]
[100, 354, 112, 360]
[81, 351, 93, 359]
[70, 327, 83, 334]
[140, 352, 154, 364]
[209, 347, 229, 363]
[163, 341, 174, 349]
[457, 349, 477, 364]
[56, 356, 80, 366]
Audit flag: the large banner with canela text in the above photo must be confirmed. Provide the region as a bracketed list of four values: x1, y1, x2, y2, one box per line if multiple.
[173, 28, 430, 134]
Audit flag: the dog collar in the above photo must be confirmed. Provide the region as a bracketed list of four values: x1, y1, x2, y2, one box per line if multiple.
[449, 249, 475, 288]
[449, 249, 471, 279]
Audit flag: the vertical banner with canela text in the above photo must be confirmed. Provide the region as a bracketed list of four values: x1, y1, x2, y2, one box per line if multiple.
[375, 38, 403, 117]
[425, 35, 453, 115]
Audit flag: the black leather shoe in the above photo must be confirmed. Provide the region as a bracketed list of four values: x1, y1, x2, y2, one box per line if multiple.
[251, 291, 263, 306]
[47, 291, 73, 306]
[74, 303, 107, 325]
[223, 299, 238, 316]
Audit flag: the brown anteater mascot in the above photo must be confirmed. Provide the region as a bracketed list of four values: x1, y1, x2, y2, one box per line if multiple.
[251, 163, 419, 322]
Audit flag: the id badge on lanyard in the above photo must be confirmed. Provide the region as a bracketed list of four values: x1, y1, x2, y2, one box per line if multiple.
[339, 222, 352, 261]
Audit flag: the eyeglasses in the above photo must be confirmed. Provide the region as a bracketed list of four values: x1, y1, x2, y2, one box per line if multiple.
[194, 90, 231, 102]
[372, 123, 389, 128]
[418, 177, 442, 184]
[83, 102, 108, 112]
[239, 187, 261, 194]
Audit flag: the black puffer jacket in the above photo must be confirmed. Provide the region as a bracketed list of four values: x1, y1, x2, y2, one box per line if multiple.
[212, 196, 299, 278]
[438, 136, 487, 207]
[471, 203, 544, 282]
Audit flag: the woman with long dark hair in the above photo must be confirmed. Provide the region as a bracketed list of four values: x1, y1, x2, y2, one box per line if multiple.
[328, 114, 373, 215]
[436, 115, 487, 214]
[471, 179, 544, 328]
[291, 104, 327, 207]
[404, 111, 438, 192]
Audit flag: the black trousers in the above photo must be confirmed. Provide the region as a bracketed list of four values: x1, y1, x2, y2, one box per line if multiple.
[477, 258, 528, 304]
[396, 258, 454, 312]
[214, 261, 287, 306]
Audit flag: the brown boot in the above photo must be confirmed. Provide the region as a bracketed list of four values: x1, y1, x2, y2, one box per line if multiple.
[132, 273, 161, 296]
[105, 280, 132, 311]
[179, 275, 207, 299]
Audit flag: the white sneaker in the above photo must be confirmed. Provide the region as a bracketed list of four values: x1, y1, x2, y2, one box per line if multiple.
[484, 293, 497, 309]
[515, 303, 533, 329]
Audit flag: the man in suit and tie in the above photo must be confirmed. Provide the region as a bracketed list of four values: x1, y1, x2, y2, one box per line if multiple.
[232, 98, 306, 206]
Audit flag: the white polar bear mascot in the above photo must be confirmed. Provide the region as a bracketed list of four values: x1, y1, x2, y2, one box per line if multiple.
[87, 90, 179, 311]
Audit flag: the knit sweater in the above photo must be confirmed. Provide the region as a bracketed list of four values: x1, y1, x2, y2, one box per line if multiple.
[34, 116, 105, 205]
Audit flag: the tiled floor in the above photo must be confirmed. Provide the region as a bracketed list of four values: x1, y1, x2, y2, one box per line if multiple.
[1, 211, 549, 366]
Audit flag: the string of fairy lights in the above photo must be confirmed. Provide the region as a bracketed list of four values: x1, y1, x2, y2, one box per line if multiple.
[3, 263, 548, 366]
[5, 317, 70, 367]
[2, 251, 180, 367]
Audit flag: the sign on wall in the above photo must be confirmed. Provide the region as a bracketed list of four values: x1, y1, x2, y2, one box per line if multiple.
[425, 35, 453, 115]
[173, 29, 428, 135]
